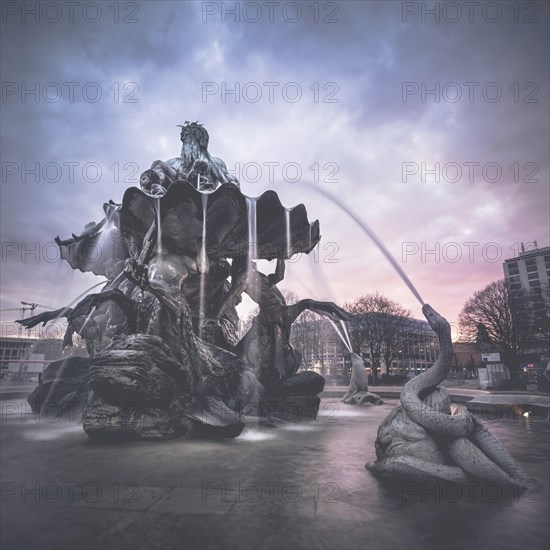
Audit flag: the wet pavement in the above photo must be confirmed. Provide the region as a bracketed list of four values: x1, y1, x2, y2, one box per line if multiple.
[1, 398, 548, 550]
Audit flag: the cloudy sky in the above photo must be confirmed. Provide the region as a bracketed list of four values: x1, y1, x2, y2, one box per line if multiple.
[1, 0, 548, 339]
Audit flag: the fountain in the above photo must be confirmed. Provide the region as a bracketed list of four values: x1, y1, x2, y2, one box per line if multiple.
[19, 122, 347, 440]
[17, 122, 532, 492]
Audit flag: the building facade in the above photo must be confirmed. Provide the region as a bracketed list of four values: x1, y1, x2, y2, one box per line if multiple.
[387, 318, 439, 376]
[503, 243, 550, 332]
[503, 243, 550, 365]
[0, 337, 63, 380]
[290, 321, 347, 384]
[452, 342, 483, 378]
[290, 315, 441, 384]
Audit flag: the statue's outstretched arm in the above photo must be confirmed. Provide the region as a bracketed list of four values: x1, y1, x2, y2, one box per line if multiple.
[152, 159, 177, 177]
[16, 307, 72, 328]
[286, 299, 350, 326]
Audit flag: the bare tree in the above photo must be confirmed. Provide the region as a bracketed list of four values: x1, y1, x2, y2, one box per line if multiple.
[458, 279, 533, 371]
[290, 309, 336, 372]
[535, 282, 550, 340]
[345, 293, 411, 385]
[280, 288, 300, 306]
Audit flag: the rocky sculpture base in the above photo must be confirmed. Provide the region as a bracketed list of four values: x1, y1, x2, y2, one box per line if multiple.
[28, 334, 254, 439]
[27, 337, 327, 438]
[261, 395, 321, 422]
[343, 391, 384, 406]
[260, 371, 325, 422]
[28, 356, 91, 418]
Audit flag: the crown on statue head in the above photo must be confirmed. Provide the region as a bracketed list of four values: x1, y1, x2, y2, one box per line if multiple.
[177, 121, 209, 148]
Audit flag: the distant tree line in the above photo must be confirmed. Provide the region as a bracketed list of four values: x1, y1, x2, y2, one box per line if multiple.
[237, 277, 549, 388]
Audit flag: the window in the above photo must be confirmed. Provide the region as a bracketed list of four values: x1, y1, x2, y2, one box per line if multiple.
[527, 272, 540, 280]
[507, 262, 519, 273]
[526, 263, 538, 273]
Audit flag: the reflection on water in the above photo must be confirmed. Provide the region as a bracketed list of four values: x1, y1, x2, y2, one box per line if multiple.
[23, 423, 84, 441]
[281, 424, 319, 432]
[318, 404, 389, 419]
[2, 398, 548, 550]
[237, 429, 276, 442]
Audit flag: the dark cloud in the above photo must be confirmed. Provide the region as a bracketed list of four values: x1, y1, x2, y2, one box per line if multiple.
[1, 0, 548, 328]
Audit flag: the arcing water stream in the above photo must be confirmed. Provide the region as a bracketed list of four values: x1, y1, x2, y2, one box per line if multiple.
[298, 182, 425, 306]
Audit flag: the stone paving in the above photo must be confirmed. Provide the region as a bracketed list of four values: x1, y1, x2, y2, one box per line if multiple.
[1, 398, 549, 550]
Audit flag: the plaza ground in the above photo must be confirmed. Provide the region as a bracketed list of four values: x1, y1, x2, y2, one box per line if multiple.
[1, 392, 549, 550]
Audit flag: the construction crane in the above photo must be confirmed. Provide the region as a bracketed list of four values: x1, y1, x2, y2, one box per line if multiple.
[0, 302, 55, 337]
[0, 306, 32, 318]
[0, 302, 54, 318]
[20, 301, 54, 317]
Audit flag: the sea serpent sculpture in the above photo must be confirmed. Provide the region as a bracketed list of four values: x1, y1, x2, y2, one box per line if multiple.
[367, 304, 532, 489]
[289, 185, 532, 490]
